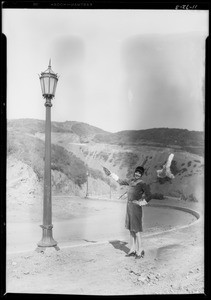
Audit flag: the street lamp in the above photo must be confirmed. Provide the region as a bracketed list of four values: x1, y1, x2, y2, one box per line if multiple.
[86, 170, 89, 198]
[36, 60, 59, 252]
[109, 182, 111, 199]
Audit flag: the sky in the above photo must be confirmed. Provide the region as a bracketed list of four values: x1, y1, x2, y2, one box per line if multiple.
[2, 9, 209, 132]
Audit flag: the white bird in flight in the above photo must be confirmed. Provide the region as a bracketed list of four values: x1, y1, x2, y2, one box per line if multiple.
[156, 153, 175, 179]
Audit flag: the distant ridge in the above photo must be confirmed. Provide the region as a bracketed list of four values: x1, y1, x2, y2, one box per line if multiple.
[7, 118, 109, 136]
[8, 119, 204, 156]
[93, 127, 204, 155]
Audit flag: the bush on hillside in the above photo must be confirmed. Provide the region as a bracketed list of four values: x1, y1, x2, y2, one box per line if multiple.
[168, 191, 181, 198]
[151, 193, 164, 200]
[180, 193, 188, 201]
[51, 144, 87, 187]
[179, 168, 188, 174]
[187, 161, 192, 167]
[170, 160, 180, 176]
[179, 192, 197, 202]
[157, 177, 172, 185]
[96, 151, 109, 161]
[188, 194, 198, 202]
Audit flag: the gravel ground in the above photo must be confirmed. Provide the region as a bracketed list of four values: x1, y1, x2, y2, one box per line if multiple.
[6, 198, 204, 295]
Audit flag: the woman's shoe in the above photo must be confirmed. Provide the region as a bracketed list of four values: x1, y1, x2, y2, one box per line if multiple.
[135, 250, 145, 259]
[125, 251, 136, 257]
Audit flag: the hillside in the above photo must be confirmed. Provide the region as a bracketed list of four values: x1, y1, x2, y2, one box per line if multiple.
[7, 119, 204, 203]
[7, 119, 204, 156]
[7, 119, 107, 141]
[93, 128, 204, 156]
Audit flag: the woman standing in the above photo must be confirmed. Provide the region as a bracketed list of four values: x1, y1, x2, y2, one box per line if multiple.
[103, 166, 152, 259]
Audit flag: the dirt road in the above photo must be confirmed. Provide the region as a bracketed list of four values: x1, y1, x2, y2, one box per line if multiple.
[7, 198, 196, 253]
[6, 197, 204, 295]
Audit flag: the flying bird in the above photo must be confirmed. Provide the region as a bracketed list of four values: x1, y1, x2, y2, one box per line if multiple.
[156, 153, 175, 179]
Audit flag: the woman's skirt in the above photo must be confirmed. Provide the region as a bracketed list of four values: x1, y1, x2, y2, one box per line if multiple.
[125, 202, 143, 232]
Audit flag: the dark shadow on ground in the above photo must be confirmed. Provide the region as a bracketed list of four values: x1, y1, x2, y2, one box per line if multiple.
[109, 240, 129, 254]
[83, 239, 97, 243]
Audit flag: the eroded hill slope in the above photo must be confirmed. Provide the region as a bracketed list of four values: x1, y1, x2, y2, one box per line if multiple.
[7, 119, 204, 203]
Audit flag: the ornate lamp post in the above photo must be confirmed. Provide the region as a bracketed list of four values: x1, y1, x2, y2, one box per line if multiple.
[36, 60, 59, 252]
[86, 170, 89, 198]
[109, 183, 111, 199]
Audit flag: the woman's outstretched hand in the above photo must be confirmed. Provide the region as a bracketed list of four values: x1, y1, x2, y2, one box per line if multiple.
[132, 200, 147, 206]
[103, 166, 111, 176]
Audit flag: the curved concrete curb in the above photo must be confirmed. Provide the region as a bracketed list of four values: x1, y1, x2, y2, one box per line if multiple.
[61, 203, 201, 250]
[7, 203, 202, 254]
[147, 203, 200, 220]
[141, 203, 201, 238]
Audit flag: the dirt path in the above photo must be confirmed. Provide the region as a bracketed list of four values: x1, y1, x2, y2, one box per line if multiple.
[6, 201, 196, 254]
[6, 199, 204, 295]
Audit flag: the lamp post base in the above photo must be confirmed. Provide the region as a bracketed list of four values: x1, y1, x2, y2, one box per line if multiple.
[35, 245, 60, 253]
[36, 224, 60, 252]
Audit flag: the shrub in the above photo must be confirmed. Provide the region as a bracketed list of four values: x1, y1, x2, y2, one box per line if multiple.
[75, 174, 87, 187]
[180, 168, 187, 173]
[180, 193, 188, 201]
[168, 191, 181, 197]
[51, 144, 87, 186]
[99, 151, 109, 161]
[170, 160, 180, 175]
[152, 193, 164, 200]
[188, 194, 198, 202]
[179, 192, 197, 202]
[187, 161, 192, 167]
[157, 177, 172, 184]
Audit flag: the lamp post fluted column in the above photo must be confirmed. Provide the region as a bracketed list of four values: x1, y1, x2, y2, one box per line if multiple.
[36, 61, 59, 252]
[109, 183, 111, 199]
[86, 171, 89, 198]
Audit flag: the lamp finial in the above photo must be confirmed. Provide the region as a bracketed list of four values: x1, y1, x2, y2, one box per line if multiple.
[48, 59, 51, 68]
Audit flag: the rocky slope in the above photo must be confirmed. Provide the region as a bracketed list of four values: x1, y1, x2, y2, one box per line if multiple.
[7, 119, 204, 203]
